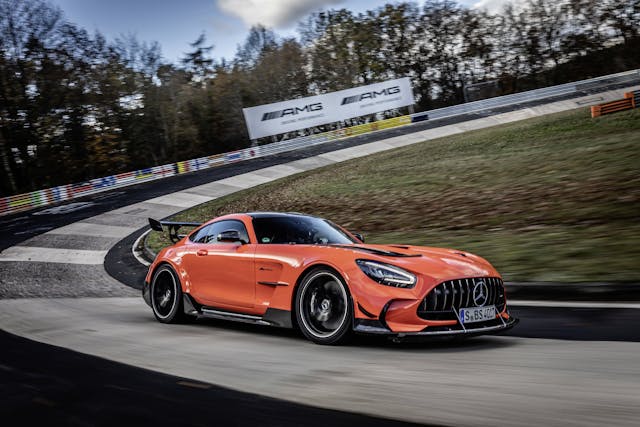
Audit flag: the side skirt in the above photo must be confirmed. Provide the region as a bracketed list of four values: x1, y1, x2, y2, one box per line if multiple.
[183, 295, 293, 329]
[201, 308, 271, 326]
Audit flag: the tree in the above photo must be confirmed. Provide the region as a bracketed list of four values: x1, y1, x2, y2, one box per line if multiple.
[235, 25, 277, 68]
[413, 0, 467, 108]
[181, 33, 214, 83]
[601, 0, 640, 43]
[376, 2, 421, 80]
[0, 0, 65, 192]
[302, 9, 361, 92]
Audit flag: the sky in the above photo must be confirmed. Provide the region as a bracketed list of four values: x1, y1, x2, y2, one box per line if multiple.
[51, 0, 512, 64]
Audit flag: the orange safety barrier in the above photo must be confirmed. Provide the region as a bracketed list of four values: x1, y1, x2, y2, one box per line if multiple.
[591, 96, 634, 117]
[624, 91, 638, 109]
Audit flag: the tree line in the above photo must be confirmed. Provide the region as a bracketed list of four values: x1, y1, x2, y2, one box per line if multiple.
[1, 0, 638, 196]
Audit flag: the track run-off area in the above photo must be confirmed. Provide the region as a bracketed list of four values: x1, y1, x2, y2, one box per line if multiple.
[1, 85, 640, 426]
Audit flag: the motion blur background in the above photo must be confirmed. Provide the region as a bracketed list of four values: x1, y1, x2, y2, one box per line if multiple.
[1, 0, 639, 284]
[1, 0, 638, 196]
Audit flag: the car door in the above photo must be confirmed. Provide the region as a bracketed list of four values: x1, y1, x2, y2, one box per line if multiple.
[183, 220, 255, 309]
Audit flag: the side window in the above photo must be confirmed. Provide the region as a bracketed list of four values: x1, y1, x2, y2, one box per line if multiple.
[190, 220, 249, 244]
[190, 224, 214, 243]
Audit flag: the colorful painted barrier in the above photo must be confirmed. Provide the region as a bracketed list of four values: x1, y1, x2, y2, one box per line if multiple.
[0, 114, 411, 217]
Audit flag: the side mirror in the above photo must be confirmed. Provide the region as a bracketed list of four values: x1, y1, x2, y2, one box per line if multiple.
[217, 230, 245, 244]
[353, 232, 365, 243]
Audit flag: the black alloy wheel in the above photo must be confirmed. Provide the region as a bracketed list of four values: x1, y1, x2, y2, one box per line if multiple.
[295, 267, 353, 345]
[151, 264, 187, 323]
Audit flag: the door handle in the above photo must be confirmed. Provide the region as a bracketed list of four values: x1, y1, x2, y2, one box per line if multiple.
[196, 249, 208, 256]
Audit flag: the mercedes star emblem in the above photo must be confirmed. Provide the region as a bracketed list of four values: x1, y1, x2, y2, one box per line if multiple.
[473, 280, 489, 307]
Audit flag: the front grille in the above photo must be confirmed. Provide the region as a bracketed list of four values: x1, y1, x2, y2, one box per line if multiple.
[417, 277, 506, 320]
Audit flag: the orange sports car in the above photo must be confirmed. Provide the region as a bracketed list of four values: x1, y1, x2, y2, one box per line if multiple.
[143, 212, 517, 344]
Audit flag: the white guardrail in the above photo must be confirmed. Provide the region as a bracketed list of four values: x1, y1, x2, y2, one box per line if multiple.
[412, 69, 640, 122]
[1, 69, 638, 217]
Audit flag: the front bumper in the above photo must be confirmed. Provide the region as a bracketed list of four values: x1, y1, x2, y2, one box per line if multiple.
[354, 313, 518, 339]
[351, 272, 516, 336]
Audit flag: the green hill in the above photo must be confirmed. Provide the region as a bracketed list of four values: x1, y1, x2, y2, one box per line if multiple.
[148, 108, 640, 283]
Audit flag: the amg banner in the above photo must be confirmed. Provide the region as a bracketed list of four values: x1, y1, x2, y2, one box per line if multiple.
[242, 77, 414, 140]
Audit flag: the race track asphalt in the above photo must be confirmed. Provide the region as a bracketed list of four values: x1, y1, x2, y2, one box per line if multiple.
[1, 297, 639, 427]
[0, 330, 429, 427]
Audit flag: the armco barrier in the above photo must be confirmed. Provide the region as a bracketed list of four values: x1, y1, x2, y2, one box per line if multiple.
[411, 69, 640, 122]
[1, 70, 639, 217]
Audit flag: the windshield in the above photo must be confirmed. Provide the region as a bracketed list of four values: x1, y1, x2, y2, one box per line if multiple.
[252, 216, 356, 245]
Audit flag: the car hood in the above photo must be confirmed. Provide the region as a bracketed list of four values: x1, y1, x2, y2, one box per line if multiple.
[329, 243, 499, 281]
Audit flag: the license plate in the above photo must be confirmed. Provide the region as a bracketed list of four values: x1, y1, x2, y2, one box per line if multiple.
[459, 305, 496, 324]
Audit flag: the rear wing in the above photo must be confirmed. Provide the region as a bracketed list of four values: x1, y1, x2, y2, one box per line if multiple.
[148, 218, 202, 243]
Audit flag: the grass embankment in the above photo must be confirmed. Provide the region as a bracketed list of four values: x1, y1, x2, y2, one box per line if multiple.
[148, 108, 640, 282]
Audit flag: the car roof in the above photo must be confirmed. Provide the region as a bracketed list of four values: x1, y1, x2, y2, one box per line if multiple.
[245, 212, 317, 219]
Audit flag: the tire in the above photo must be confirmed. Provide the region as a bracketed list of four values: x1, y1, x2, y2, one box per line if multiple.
[295, 267, 353, 345]
[150, 264, 187, 324]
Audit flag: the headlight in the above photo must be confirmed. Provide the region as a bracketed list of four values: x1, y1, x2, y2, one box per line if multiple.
[356, 259, 416, 288]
